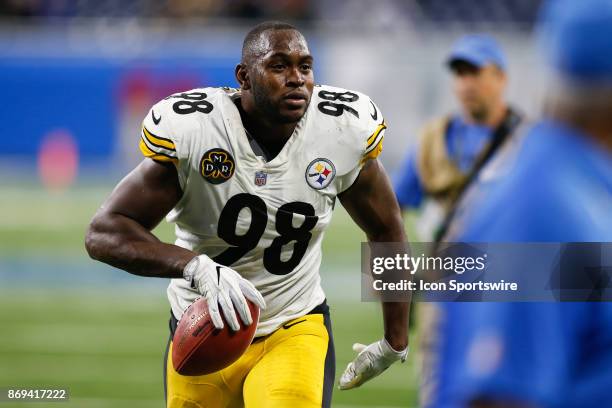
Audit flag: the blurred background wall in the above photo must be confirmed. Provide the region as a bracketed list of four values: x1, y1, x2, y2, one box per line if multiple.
[0, 0, 547, 180]
[0, 1, 547, 407]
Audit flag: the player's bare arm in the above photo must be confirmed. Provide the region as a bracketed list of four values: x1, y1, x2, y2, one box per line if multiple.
[337, 158, 410, 389]
[85, 158, 265, 331]
[339, 158, 409, 349]
[85, 159, 192, 278]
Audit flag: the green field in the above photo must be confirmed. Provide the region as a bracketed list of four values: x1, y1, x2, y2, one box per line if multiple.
[0, 186, 420, 407]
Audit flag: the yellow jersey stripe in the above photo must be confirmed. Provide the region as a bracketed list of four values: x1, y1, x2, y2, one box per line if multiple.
[367, 121, 387, 147]
[140, 133, 177, 157]
[365, 132, 384, 155]
[139, 139, 178, 164]
[366, 126, 385, 155]
[142, 126, 176, 151]
[361, 137, 384, 165]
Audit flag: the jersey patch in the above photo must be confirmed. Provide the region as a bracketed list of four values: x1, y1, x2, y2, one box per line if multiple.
[305, 158, 336, 190]
[254, 171, 268, 186]
[200, 148, 235, 184]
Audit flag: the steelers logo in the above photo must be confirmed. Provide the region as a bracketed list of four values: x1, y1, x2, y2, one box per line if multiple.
[200, 148, 235, 184]
[305, 158, 336, 190]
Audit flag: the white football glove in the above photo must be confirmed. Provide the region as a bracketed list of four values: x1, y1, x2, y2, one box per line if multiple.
[338, 338, 408, 390]
[183, 254, 266, 331]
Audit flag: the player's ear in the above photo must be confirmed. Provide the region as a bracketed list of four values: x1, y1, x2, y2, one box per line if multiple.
[235, 64, 251, 91]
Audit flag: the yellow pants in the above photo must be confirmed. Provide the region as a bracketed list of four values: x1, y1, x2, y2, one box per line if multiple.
[164, 311, 335, 408]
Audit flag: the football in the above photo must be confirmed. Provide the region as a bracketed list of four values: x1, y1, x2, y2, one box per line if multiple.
[171, 297, 260, 376]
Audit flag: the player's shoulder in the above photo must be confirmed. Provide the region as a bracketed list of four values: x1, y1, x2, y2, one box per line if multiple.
[314, 83, 369, 98]
[310, 84, 386, 151]
[139, 86, 236, 164]
[312, 84, 383, 125]
[142, 86, 235, 140]
[149, 86, 234, 119]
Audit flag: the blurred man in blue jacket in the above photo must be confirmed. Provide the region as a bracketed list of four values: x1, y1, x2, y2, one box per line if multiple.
[394, 34, 522, 240]
[429, 1, 612, 407]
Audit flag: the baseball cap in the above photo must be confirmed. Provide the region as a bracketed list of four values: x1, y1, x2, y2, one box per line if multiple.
[447, 34, 507, 71]
[538, 0, 612, 83]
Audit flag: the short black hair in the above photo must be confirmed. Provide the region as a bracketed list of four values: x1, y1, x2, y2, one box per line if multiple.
[241, 21, 300, 64]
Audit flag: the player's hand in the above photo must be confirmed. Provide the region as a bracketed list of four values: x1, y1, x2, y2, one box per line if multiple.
[183, 254, 266, 331]
[338, 338, 408, 390]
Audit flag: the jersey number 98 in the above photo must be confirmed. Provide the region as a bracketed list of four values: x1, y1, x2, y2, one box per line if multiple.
[166, 92, 214, 115]
[317, 90, 359, 118]
[214, 194, 318, 275]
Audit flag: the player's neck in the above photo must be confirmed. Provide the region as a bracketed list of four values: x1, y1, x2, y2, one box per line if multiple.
[236, 97, 296, 158]
[243, 115, 296, 144]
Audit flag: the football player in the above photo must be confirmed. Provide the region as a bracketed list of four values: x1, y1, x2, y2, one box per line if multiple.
[85, 21, 410, 408]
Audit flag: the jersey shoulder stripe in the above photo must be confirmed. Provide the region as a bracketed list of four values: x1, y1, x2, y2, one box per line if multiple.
[139, 138, 178, 163]
[362, 120, 386, 163]
[366, 120, 386, 152]
[139, 125, 178, 164]
[142, 125, 176, 151]
[315, 84, 386, 155]
[137, 87, 230, 165]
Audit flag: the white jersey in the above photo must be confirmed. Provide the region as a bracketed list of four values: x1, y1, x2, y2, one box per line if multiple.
[139, 85, 386, 337]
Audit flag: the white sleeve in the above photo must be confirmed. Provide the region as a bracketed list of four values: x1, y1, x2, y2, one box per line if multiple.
[335, 97, 387, 193]
[138, 98, 189, 188]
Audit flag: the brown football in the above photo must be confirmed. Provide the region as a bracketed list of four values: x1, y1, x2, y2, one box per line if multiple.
[171, 297, 259, 376]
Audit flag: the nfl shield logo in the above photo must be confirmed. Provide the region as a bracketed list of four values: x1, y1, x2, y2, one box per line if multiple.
[254, 171, 267, 186]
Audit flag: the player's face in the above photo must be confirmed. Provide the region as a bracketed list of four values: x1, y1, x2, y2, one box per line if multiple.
[452, 62, 506, 122]
[249, 30, 315, 124]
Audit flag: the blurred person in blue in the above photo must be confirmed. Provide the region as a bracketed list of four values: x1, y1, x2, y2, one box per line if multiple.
[427, 0, 612, 407]
[393, 34, 523, 240]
